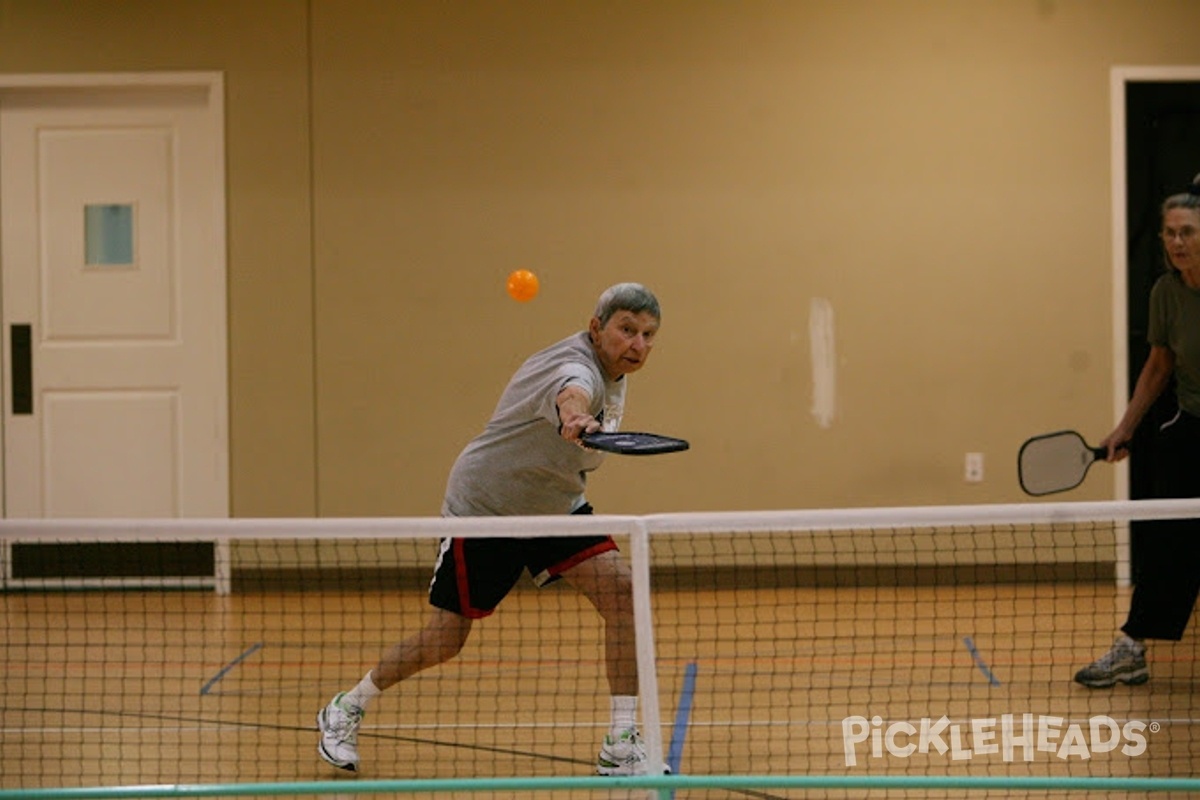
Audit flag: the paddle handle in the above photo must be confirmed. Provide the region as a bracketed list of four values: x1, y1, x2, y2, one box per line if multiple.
[1091, 441, 1130, 461]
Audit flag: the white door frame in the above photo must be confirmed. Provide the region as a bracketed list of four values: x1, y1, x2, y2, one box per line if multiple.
[0, 71, 230, 591]
[1108, 66, 1200, 585]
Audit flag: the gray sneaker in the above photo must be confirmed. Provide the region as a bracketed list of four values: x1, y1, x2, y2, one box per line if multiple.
[318, 692, 364, 771]
[1074, 636, 1149, 688]
[597, 728, 672, 776]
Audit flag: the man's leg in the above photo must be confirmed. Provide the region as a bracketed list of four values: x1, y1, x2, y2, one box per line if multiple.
[318, 609, 473, 771]
[563, 549, 666, 776]
[562, 549, 636, 695]
[372, 608, 474, 688]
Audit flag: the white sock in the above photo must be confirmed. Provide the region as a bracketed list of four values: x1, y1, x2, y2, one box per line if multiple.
[343, 670, 383, 710]
[610, 695, 637, 735]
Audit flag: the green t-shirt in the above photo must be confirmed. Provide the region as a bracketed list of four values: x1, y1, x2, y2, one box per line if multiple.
[1148, 271, 1200, 417]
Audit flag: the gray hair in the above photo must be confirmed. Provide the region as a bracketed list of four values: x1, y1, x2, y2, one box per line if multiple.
[593, 282, 661, 327]
[1160, 173, 1200, 273]
[1162, 172, 1200, 215]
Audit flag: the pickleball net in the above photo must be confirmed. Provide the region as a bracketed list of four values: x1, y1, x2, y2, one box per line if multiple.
[2, 499, 1199, 798]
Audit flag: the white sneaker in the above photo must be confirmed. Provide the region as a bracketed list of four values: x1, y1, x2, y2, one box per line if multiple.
[596, 728, 671, 776]
[317, 692, 364, 771]
[1074, 635, 1149, 688]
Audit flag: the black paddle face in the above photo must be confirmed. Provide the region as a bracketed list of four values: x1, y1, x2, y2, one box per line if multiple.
[1017, 430, 1106, 496]
[581, 431, 690, 455]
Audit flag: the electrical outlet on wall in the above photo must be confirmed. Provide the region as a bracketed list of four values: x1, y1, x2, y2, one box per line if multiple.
[965, 452, 984, 482]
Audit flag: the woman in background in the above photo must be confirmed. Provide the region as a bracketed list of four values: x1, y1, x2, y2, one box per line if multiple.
[1075, 176, 1200, 688]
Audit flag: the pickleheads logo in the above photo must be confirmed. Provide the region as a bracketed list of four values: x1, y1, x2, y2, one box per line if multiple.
[841, 714, 1153, 766]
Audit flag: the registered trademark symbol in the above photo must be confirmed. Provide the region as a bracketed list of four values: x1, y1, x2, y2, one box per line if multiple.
[1149, 722, 1161, 733]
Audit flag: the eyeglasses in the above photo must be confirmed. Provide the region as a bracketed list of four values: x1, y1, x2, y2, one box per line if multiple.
[1161, 226, 1199, 243]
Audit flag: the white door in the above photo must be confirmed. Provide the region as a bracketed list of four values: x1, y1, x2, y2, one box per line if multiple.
[0, 75, 227, 570]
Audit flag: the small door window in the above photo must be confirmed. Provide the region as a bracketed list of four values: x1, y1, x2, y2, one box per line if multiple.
[84, 203, 134, 266]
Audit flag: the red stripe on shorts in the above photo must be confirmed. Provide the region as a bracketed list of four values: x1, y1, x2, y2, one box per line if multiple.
[545, 537, 618, 579]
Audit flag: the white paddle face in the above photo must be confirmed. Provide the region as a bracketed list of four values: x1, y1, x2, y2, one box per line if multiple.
[1018, 431, 1099, 496]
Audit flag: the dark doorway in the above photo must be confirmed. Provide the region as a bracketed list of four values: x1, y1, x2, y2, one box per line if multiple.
[1123, 80, 1200, 581]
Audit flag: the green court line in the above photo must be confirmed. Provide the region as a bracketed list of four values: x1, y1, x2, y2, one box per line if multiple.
[5, 775, 1200, 798]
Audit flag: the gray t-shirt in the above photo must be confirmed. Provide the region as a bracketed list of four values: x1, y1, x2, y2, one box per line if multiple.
[1148, 271, 1200, 417]
[442, 332, 626, 517]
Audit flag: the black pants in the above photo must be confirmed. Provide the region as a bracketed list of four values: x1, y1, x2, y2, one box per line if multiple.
[1122, 410, 1200, 641]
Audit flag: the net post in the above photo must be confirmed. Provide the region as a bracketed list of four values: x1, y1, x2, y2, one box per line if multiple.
[629, 517, 667, 789]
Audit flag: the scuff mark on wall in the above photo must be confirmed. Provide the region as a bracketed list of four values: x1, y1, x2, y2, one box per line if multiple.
[809, 297, 836, 429]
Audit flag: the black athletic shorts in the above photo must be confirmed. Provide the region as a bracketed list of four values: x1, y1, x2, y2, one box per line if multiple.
[428, 503, 617, 619]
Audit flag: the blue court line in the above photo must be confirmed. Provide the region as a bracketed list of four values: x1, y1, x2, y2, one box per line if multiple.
[200, 642, 264, 695]
[962, 636, 1001, 686]
[666, 661, 698, 776]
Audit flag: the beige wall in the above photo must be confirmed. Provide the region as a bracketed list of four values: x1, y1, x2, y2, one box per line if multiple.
[2, 0, 1197, 518]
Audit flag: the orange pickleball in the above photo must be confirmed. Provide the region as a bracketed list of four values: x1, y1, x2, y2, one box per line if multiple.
[506, 269, 540, 302]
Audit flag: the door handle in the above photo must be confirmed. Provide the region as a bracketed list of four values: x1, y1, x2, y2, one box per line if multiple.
[11, 324, 31, 415]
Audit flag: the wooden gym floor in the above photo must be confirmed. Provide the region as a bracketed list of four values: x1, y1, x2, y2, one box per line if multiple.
[2, 580, 1198, 799]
